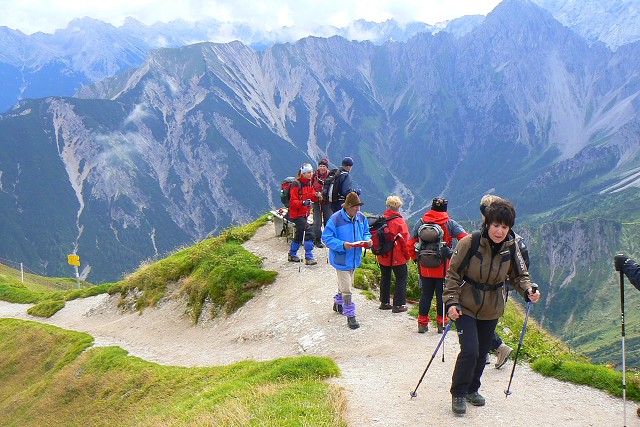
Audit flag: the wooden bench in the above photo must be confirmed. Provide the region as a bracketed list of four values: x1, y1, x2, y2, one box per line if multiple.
[270, 209, 292, 241]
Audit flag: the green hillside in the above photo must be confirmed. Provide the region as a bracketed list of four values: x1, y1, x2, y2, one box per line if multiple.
[518, 188, 640, 367]
[0, 319, 343, 427]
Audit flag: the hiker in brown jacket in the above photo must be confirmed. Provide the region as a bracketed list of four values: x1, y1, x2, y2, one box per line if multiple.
[443, 198, 540, 415]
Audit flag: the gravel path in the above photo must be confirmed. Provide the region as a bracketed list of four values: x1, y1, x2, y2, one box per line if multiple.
[0, 223, 633, 426]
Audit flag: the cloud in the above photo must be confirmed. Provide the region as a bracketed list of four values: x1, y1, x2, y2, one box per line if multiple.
[0, 0, 502, 35]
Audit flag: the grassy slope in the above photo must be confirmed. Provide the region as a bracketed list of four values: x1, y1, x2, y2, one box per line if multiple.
[110, 214, 278, 322]
[0, 215, 277, 320]
[0, 264, 87, 292]
[0, 319, 343, 427]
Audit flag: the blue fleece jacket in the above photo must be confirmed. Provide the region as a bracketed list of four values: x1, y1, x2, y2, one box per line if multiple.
[322, 208, 371, 271]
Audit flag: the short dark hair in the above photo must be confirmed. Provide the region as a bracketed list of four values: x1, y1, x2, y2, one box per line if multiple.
[484, 199, 516, 228]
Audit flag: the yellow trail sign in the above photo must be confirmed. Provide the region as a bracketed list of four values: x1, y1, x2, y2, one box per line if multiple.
[67, 254, 80, 266]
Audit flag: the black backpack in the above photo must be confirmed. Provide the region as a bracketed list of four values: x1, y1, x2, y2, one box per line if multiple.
[321, 168, 346, 203]
[457, 230, 530, 275]
[415, 222, 449, 268]
[367, 214, 401, 256]
[280, 177, 300, 208]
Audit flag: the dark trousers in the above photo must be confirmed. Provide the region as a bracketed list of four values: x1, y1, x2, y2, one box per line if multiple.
[312, 202, 332, 241]
[450, 315, 498, 397]
[292, 217, 314, 243]
[419, 276, 445, 317]
[379, 263, 408, 306]
[490, 331, 502, 352]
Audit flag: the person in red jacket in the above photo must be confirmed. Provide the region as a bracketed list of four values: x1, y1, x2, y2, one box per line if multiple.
[311, 158, 332, 248]
[377, 196, 411, 312]
[408, 197, 468, 333]
[288, 163, 319, 265]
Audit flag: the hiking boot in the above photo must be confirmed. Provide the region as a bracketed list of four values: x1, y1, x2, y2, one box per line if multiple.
[418, 324, 428, 333]
[379, 303, 393, 310]
[495, 343, 513, 369]
[305, 258, 317, 265]
[332, 302, 343, 314]
[465, 392, 485, 406]
[347, 316, 360, 329]
[288, 254, 301, 262]
[392, 305, 407, 313]
[437, 323, 444, 334]
[452, 396, 466, 414]
[314, 240, 325, 248]
[485, 353, 491, 365]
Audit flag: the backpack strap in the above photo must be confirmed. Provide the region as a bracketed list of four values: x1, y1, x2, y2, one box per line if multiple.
[378, 214, 402, 261]
[508, 239, 529, 275]
[290, 179, 305, 200]
[335, 170, 349, 199]
[456, 230, 482, 275]
[385, 214, 401, 239]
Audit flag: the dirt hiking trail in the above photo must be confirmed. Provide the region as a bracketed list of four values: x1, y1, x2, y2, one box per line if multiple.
[0, 224, 632, 426]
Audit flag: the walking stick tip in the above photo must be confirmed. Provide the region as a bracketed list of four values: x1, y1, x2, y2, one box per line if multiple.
[409, 391, 417, 398]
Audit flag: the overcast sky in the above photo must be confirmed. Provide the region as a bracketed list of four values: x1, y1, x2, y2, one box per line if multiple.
[0, 0, 503, 35]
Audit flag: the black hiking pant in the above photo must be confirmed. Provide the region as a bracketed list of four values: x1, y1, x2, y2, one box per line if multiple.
[490, 331, 503, 352]
[419, 276, 445, 318]
[450, 315, 498, 397]
[379, 263, 408, 306]
[292, 217, 314, 243]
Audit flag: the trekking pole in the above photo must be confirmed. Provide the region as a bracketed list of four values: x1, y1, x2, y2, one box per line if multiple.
[619, 269, 627, 426]
[299, 226, 306, 273]
[442, 296, 446, 362]
[410, 319, 454, 399]
[505, 283, 538, 397]
[441, 256, 448, 362]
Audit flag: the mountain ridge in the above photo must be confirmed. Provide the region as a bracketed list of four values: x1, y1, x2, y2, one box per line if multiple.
[0, 0, 638, 113]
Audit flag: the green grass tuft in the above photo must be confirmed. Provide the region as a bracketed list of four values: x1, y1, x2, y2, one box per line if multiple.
[27, 299, 66, 317]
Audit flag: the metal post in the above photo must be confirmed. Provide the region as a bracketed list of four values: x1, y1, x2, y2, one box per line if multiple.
[75, 265, 80, 289]
[20, 262, 24, 283]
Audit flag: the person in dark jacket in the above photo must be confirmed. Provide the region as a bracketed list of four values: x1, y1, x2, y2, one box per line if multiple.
[408, 197, 467, 333]
[311, 158, 332, 248]
[288, 163, 319, 265]
[322, 192, 372, 329]
[615, 254, 640, 290]
[329, 156, 356, 213]
[377, 196, 410, 313]
[444, 198, 540, 415]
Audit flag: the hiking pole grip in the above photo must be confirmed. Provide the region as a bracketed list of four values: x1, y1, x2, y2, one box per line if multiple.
[525, 283, 539, 302]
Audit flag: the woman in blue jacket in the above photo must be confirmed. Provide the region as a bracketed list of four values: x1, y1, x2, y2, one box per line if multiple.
[322, 192, 372, 329]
